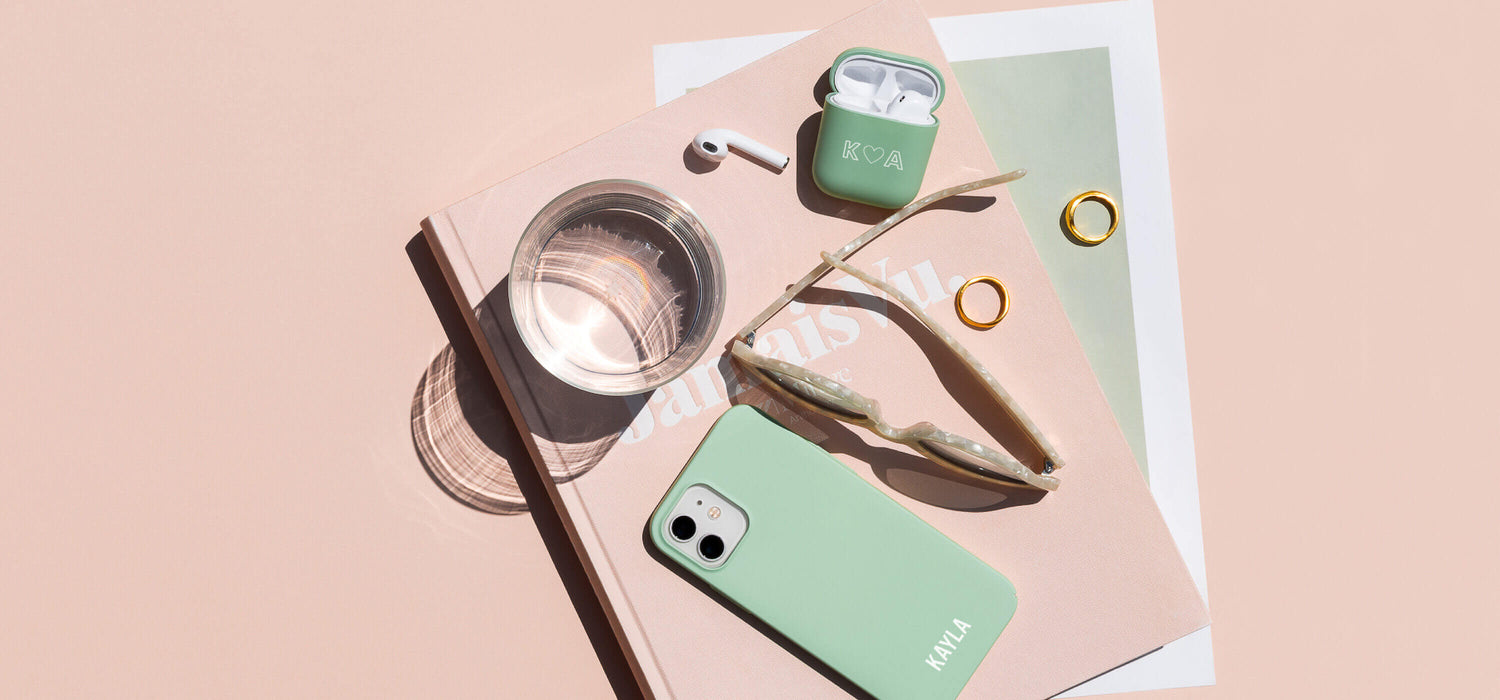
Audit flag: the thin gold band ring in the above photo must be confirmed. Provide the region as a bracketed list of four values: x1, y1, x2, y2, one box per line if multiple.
[955, 275, 1009, 330]
[1064, 190, 1119, 245]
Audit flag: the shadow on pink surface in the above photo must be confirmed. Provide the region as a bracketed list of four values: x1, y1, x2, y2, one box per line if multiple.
[406, 233, 648, 699]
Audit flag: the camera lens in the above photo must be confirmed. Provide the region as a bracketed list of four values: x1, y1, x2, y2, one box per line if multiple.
[698, 534, 725, 560]
[670, 515, 696, 541]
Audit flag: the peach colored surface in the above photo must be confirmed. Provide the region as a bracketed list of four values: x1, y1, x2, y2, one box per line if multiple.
[1, 2, 1495, 700]
[424, 2, 1207, 697]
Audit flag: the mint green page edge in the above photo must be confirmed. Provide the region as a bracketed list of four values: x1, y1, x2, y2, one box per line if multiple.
[951, 49, 1149, 478]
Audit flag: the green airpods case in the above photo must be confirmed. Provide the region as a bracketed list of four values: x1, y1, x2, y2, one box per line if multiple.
[812, 47, 945, 209]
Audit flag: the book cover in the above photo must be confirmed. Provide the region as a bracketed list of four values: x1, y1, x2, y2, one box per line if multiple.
[420, 1, 1209, 697]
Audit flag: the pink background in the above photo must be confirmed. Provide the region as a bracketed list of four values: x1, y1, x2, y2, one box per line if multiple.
[2, 0, 1496, 698]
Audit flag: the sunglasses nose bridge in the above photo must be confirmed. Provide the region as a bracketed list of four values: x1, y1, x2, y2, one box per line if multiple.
[870, 422, 903, 442]
[855, 396, 899, 439]
[880, 420, 935, 444]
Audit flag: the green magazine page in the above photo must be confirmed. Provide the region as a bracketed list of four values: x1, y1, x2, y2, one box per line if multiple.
[953, 48, 1148, 478]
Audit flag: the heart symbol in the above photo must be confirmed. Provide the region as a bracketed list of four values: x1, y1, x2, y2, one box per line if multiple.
[862, 145, 886, 164]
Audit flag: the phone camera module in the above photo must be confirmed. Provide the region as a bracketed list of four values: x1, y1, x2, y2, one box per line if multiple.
[662, 485, 744, 569]
[670, 515, 697, 541]
[698, 534, 725, 560]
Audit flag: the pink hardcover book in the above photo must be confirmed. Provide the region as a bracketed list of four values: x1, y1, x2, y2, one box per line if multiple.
[420, 1, 1209, 697]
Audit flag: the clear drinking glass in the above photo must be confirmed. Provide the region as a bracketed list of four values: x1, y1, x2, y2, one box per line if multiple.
[509, 180, 726, 396]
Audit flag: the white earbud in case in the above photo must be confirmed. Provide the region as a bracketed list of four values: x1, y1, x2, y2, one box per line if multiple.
[885, 90, 936, 124]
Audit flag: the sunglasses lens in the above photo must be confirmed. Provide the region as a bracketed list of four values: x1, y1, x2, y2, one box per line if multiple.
[759, 369, 868, 421]
[918, 439, 1029, 486]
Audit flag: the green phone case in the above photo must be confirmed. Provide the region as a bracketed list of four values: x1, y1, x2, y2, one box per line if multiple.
[648, 406, 1017, 700]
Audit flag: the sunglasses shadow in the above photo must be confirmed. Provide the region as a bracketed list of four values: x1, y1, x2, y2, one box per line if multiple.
[778, 405, 1044, 512]
[725, 290, 1049, 512]
[796, 286, 1050, 468]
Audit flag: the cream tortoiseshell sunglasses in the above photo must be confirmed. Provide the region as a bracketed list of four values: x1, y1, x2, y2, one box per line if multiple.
[729, 170, 1064, 491]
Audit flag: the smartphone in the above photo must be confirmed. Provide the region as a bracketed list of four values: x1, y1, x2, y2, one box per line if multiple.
[648, 405, 1018, 700]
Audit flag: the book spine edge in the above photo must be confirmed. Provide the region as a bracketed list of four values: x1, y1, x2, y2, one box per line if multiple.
[419, 214, 663, 698]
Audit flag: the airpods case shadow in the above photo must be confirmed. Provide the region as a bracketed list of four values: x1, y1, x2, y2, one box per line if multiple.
[812, 47, 945, 209]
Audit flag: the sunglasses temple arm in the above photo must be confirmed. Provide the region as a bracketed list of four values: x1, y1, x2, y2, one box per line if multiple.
[735, 170, 1028, 342]
[735, 260, 836, 341]
[820, 252, 1065, 471]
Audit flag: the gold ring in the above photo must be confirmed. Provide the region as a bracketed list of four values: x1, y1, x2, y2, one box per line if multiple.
[955, 276, 1009, 330]
[1063, 190, 1119, 245]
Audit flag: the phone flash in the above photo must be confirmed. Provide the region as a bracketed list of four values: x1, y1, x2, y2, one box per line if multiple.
[707, 506, 722, 520]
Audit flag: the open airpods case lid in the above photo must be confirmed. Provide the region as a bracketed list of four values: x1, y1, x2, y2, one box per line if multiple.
[828, 47, 945, 115]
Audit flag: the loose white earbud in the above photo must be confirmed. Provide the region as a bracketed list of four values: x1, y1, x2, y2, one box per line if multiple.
[885, 90, 935, 124]
[691, 129, 789, 170]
